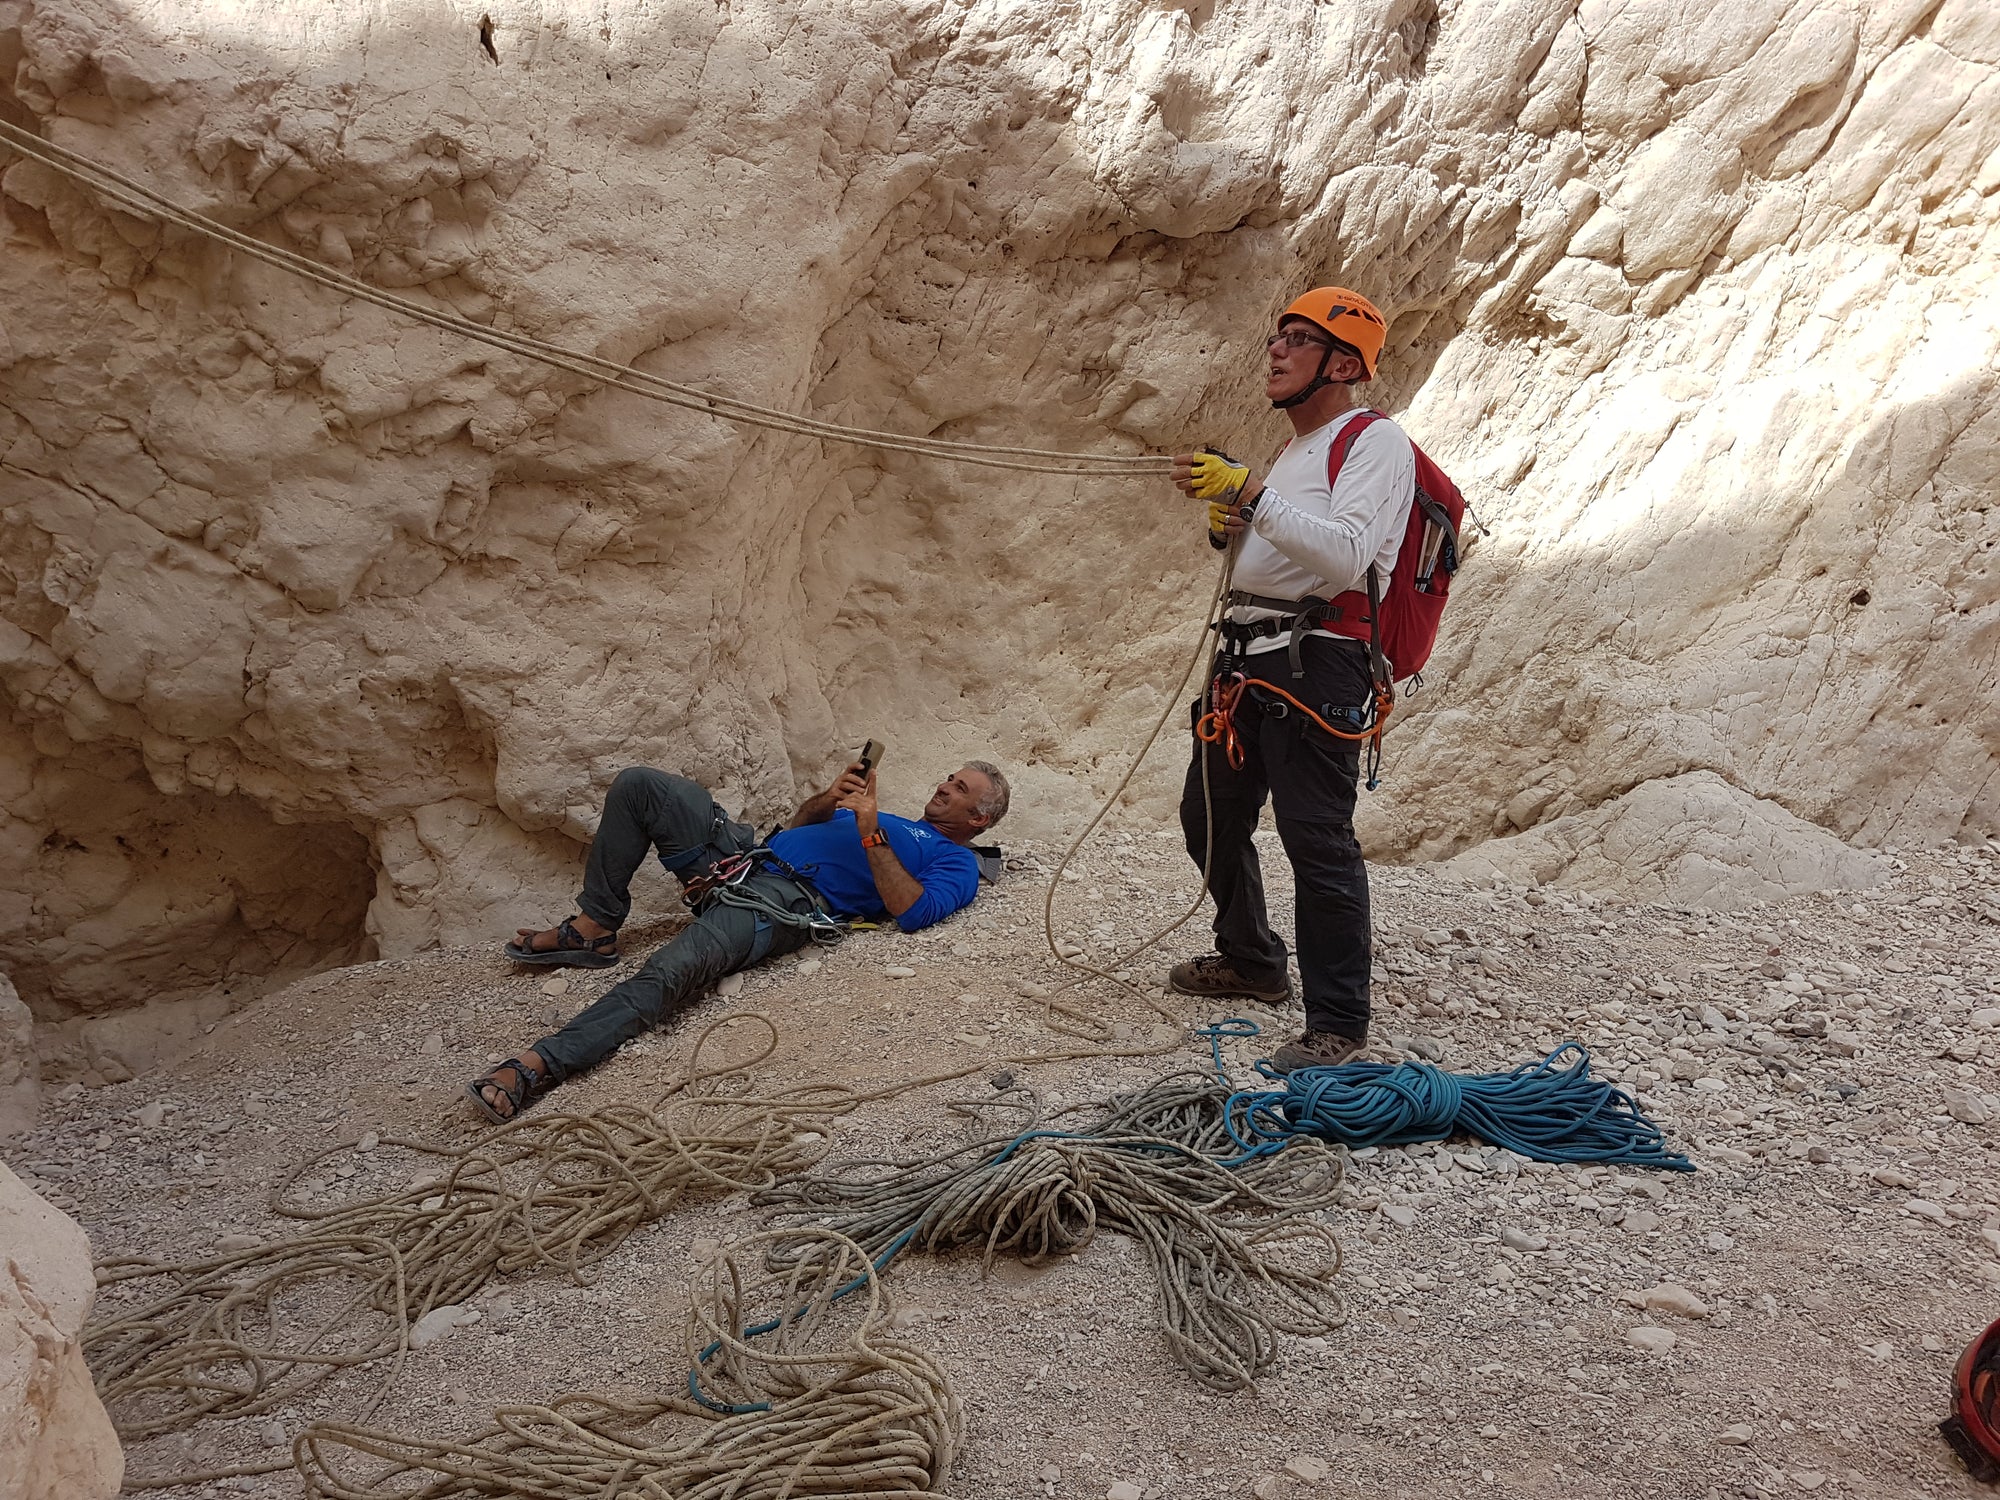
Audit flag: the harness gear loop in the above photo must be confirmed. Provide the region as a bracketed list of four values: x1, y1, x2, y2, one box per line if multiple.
[1196, 664, 1395, 785]
[681, 846, 851, 945]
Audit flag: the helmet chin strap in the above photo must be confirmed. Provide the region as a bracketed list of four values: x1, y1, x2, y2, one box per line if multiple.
[1271, 341, 1334, 410]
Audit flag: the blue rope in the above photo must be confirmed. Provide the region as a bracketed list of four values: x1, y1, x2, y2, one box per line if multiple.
[1206, 1019, 1692, 1171]
[1193, 1018, 1261, 1085]
[690, 1026, 1689, 1408]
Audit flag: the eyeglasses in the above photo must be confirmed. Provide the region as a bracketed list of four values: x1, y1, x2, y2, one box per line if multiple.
[1266, 330, 1333, 353]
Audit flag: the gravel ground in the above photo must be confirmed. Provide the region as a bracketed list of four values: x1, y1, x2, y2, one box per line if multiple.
[21, 830, 2000, 1500]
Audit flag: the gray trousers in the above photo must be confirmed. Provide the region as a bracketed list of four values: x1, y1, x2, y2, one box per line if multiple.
[531, 768, 816, 1082]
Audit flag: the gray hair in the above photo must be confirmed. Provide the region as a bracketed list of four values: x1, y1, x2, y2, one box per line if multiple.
[964, 760, 1011, 828]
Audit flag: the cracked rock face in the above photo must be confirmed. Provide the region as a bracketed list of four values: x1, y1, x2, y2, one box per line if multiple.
[1, 0, 1994, 1037]
[0, 1162, 122, 1499]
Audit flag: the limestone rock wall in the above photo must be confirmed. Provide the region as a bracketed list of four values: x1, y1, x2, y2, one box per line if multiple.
[1, 0, 1995, 1026]
[1438, 770, 1890, 911]
[0, 1162, 122, 1499]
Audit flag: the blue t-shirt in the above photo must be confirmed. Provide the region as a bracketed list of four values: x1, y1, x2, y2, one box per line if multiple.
[766, 809, 980, 933]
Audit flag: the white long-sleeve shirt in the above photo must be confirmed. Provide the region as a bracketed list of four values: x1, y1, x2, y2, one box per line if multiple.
[1228, 408, 1415, 657]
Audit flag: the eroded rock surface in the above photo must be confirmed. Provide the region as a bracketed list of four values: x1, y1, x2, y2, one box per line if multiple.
[1, 0, 1993, 1031]
[1439, 771, 1889, 910]
[0, 975, 36, 1138]
[0, 1162, 121, 1499]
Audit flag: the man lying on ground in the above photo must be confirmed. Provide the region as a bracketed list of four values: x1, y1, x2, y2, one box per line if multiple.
[465, 758, 1009, 1121]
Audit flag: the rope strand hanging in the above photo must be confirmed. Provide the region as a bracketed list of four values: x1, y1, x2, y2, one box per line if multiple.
[0, 117, 1177, 479]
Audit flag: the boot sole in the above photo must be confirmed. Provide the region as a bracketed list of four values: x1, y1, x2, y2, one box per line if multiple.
[1168, 974, 1295, 1006]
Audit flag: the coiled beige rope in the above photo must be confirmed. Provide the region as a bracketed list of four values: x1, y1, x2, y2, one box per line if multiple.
[294, 1228, 961, 1500]
[0, 117, 1177, 478]
[91, 1016, 1207, 1490]
[759, 1071, 1347, 1392]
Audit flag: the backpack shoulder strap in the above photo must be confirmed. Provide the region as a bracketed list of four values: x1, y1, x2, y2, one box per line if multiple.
[1324, 408, 1389, 489]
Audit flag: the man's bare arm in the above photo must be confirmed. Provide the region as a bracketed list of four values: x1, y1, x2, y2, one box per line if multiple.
[789, 764, 867, 828]
[861, 840, 924, 917]
[836, 771, 924, 918]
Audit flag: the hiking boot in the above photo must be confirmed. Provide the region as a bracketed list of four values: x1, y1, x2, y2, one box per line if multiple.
[1168, 952, 1294, 1006]
[1268, 1030, 1366, 1075]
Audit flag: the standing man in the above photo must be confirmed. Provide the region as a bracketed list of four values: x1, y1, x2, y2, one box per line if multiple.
[1167, 287, 1413, 1074]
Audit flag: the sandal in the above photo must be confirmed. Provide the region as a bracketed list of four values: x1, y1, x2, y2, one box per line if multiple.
[465, 1056, 550, 1124]
[503, 916, 619, 969]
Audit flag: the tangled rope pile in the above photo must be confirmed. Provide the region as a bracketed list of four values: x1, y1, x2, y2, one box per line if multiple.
[1216, 1033, 1694, 1170]
[87, 1019, 855, 1486]
[91, 1018, 1228, 1489]
[296, 1228, 960, 1500]
[0, 118, 1173, 481]
[758, 1073, 1347, 1392]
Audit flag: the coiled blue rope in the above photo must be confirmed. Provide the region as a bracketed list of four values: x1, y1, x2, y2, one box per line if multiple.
[1201, 1018, 1692, 1171]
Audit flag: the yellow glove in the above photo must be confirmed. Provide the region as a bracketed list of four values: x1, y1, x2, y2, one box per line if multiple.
[1188, 449, 1250, 500]
[1206, 499, 1239, 534]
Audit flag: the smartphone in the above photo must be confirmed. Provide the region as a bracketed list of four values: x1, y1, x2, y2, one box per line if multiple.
[856, 739, 884, 774]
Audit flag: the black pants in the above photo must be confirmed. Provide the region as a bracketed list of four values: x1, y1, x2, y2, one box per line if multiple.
[1180, 635, 1373, 1040]
[532, 768, 816, 1082]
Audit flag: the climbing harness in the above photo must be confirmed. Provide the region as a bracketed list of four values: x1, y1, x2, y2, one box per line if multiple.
[1943, 1314, 2000, 1482]
[680, 846, 850, 945]
[1201, 1018, 1693, 1171]
[1199, 557, 1398, 788]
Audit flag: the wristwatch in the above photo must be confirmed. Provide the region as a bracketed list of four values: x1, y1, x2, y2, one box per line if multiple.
[860, 829, 889, 849]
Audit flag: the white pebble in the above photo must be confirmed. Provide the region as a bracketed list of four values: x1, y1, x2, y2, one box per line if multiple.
[884, 966, 917, 979]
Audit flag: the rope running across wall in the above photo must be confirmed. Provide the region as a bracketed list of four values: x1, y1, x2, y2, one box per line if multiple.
[0, 117, 1177, 478]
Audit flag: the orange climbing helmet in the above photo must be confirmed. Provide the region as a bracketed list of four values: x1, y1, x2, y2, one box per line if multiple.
[1280, 286, 1388, 381]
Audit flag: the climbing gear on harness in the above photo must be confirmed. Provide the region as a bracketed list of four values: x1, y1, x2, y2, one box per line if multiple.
[1942, 1314, 2000, 1482]
[1209, 1024, 1695, 1170]
[681, 847, 850, 945]
[1271, 287, 1387, 408]
[1168, 952, 1295, 1006]
[502, 915, 619, 968]
[1196, 666, 1397, 788]
[1268, 1030, 1367, 1075]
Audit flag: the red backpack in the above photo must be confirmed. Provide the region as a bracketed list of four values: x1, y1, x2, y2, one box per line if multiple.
[1316, 409, 1467, 683]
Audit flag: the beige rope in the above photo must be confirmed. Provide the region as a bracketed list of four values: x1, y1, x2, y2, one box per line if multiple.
[1039, 546, 1232, 1016]
[94, 1016, 1201, 1490]
[0, 117, 1178, 478]
[293, 1228, 961, 1500]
